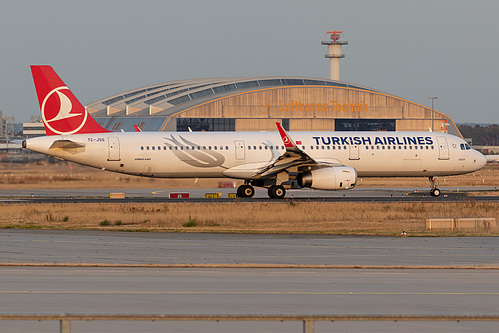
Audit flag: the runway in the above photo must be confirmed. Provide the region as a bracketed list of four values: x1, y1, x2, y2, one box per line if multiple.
[1, 186, 498, 203]
[1, 267, 499, 332]
[1, 231, 499, 332]
[1, 230, 499, 266]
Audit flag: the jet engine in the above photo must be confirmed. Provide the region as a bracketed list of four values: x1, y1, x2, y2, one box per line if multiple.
[297, 166, 357, 190]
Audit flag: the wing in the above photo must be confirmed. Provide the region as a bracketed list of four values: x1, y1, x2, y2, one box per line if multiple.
[252, 123, 339, 178]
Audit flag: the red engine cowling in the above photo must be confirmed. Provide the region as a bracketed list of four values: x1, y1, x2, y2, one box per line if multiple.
[297, 166, 357, 190]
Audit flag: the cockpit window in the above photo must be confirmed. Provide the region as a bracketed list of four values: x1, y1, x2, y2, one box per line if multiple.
[460, 143, 472, 150]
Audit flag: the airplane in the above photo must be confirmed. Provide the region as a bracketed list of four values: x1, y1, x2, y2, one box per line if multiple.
[23, 65, 487, 199]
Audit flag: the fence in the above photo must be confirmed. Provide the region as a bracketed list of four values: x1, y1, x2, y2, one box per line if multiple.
[2, 314, 499, 333]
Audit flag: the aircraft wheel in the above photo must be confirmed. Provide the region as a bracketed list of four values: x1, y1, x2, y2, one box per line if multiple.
[268, 185, 286, 199]
[431, 188, 441, 197]
[238, 184, 255, 198]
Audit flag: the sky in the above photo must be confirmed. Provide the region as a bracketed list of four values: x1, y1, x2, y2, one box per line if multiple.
[0, 0, 498, 124]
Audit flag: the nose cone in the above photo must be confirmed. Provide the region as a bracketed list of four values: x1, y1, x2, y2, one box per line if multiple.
[474, 151, 487, 170]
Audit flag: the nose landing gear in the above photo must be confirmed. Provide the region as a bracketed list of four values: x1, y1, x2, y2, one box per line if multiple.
[429, 177, 441, 197]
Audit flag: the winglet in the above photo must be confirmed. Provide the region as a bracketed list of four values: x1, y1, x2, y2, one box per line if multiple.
[276, 122, 301, 152]
[133, 125, 142, 132]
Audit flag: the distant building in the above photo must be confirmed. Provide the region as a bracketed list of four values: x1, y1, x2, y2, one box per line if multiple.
[85, 76, 460, 136]
[22, 122, 46, 137]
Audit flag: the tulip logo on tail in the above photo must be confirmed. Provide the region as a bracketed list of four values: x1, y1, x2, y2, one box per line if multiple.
[41, 86, 88, 135]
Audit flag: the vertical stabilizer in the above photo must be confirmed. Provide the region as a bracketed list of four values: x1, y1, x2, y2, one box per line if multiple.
[31, 65, 111, 135]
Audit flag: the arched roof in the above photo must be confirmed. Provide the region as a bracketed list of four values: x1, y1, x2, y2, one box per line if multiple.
[86, 76, 383, 117]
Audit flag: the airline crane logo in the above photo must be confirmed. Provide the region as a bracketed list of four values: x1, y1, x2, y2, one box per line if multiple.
[41, 86, 88, 135]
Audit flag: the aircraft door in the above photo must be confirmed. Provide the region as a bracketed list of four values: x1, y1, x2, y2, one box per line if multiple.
[349, 144, 360, 160]
[436, 136, 450, 160]
[234, 140, 245, 160]
[108, 137, 121, 161]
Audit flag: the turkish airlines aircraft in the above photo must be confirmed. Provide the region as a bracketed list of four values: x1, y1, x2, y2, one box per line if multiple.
[23, 66, 487, 198]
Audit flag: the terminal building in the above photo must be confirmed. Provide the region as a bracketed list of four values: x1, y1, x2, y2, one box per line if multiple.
[29, 31, 462, 137]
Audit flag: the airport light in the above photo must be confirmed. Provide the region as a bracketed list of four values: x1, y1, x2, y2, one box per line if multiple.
[428, 96, 438, 132]
[428, 96, 438, 112]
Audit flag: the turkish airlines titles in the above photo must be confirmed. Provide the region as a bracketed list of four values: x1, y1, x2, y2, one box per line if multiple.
[312, 136, 434, 146]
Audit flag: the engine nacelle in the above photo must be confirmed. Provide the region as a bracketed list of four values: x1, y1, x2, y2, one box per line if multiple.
[297, 166, 357, 190]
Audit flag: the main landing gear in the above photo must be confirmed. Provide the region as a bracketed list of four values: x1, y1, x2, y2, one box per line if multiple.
[236, 183, 286, 199]
[267, 185, 286, 199]
[237, 184, 255, 198]
[429, 176, 441, 197]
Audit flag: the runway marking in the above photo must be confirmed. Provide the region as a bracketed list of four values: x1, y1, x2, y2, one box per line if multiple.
[2, 291, 499, 295]
[1, 263, 499, 269]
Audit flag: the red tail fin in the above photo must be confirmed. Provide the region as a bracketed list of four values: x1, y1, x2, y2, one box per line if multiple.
[31, 65, 111, 135]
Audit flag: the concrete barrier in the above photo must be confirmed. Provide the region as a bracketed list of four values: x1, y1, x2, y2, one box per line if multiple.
[109, 193, 125, 199]
[426, 218, 496, 230]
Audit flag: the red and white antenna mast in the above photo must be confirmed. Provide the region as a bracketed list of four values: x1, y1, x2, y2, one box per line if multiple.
[321, 31, 348, 81]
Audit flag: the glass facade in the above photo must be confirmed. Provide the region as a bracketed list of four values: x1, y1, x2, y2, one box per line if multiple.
[177, 118, 236, 132]
[335, 119, 396, 131]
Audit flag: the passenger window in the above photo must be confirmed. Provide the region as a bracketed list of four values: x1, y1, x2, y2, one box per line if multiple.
[141, 146, 144, 150]
[214, 146, 217, 150]
[226, 146, 229, 150]
[186, 146, 189, 150]
[152, 146, 155, 150]
[146, 146, 150, 150]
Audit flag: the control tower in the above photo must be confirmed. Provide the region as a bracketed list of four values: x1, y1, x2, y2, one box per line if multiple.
[321, 31, 348, 81]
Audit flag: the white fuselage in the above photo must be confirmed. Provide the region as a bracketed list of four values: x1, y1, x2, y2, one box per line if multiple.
[24, 131, 486, 179]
